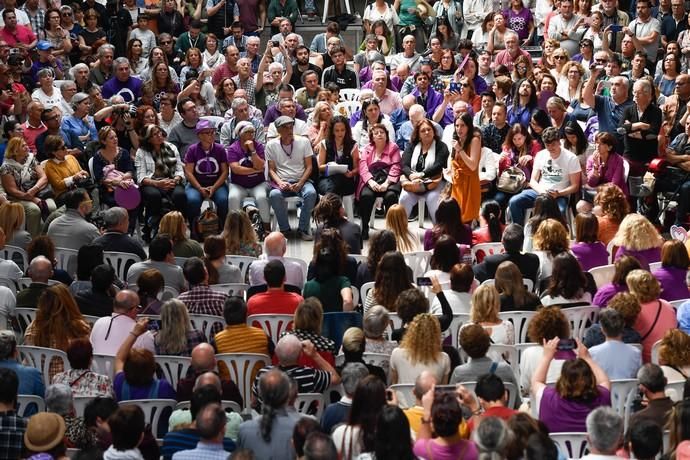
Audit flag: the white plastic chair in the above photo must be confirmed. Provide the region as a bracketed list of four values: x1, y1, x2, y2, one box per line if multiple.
[360, 282, 374, 307]
[246, 314, 294, 344]
[498, 311, 537, 344]
[471, 242, 505, 264]
[339, 88, 359, 102]
[447, 313, 470, 349]
[651, 339, 662, 364]
[208, 283, 249, 298]
[161, 286, 179, 301]
[14, 307, 37, 337]
[17, 345, 70, 387]
[294, 393, 325, 419]
[589, 264, 616, 289]
[54, 247, 79, 276]
[609, 378, 639, 431]
[174, 399, 242, 413]
[403, 251, 432, 280]
[225, 255, 257, 283]
[363, 352, 391, 382]
[72, 396, 95, 417]
[550, 433, 589, 459]
[669, 298, 689, 310]
[390, 383, 416, 409]
[16, 394, 45, 416]
[215, 353, 271, 411]
[189, 314, 225, 340]
[606, 240, 618, 264]
[91, 353, 115, 379]
[489, 344, 519, 380]
[103, 251, 142, 281]
[155, 355, 193, 390]
[118, 399, 176, 440]
[335, 100, 361, 117]
[16, 278, 60, 291]
[562, 306, 599, 340]
[667, 380, 685, 401]
[1, 245, 28, 271]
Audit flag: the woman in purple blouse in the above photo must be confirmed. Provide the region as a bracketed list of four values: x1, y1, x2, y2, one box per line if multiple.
[581, 132, 628, 213]
[571, 213, 609, 271]
[532, 337, 611, 433]
[612, 213, 663, 270]
[592, 255, 642, 307]
[653, 240, 690, 301]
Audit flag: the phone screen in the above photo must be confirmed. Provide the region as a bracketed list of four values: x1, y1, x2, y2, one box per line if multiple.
[557, 338, 577, 350]
[417, 277, 432, 286]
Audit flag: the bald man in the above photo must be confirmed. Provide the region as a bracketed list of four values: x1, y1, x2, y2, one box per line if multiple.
[175, 344, 243, 407]
[16, 256, 53, 308]
[89, 290, 154, 354]
[247, 232, 305, 288]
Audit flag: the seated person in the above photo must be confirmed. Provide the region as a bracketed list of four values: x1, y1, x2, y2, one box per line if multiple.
[247, 260, 303, 316]
[75, 264, 116, 317]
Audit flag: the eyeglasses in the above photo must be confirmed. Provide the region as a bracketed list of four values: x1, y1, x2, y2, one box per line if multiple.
[460, 83, 470, 87]
[554, 55, 567, 60]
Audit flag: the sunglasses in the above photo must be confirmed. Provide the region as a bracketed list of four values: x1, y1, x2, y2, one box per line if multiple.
[62, 12, 72, 16]
[160, 41, 172, 45]
[554, 55, 567, 60]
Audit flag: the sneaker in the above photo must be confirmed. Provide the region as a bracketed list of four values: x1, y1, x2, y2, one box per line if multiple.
[299, 230, 313, 241]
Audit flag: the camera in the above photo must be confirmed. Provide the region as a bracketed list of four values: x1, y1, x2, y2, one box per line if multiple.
[115, 104, 138, 117]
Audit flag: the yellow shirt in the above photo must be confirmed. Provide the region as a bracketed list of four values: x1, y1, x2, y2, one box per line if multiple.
[44, 155, 83, 197]
[404, 405, 469, 439]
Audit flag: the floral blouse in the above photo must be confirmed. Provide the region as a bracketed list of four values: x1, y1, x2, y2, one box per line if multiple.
[51, 368, 114, 398]
[0, 155, 40, 192]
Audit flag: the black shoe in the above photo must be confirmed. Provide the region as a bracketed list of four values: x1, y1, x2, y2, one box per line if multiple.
[408, 205, 419, 222]
[362, 228, 369, 241]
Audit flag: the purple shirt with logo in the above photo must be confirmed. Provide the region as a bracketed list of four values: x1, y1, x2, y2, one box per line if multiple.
[184, 142, 228, 187]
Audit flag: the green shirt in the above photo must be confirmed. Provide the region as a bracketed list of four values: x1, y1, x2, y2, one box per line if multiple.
[302, 276, 351, 313]
[398, 0, 423, 26]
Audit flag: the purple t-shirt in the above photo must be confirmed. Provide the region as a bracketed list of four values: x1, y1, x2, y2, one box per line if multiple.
[113, 371, 176, 401]
[226, 140, 266, 189]
[539, 385, 611, 433]
[503, 7, 533, 40]
[592, 283, 627, 307]
[571, 242, 610, 272]
[101, 76, 143, 103]
[413, 438, 479, 460]
[184, 142, 228, 187]
[653, 266, 690, 301]
[614, 246, 661, 271]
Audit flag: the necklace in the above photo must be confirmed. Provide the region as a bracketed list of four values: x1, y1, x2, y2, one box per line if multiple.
[280, 140, 293, 157]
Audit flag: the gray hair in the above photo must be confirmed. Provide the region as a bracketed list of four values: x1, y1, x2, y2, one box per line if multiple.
[113, 57, 130, 68]
[45, 383, 73, 416]
[268, 62, 283, 73]
[586, 407, 623, 454]
[247, 36, 261, 45]
[0, 330, 16, 360]
[37, 68, 54, 79]
[97, 43, 115, 57]
[193, 371, 222, 392]
[341, 363, 369, 396]
[637, 363, 667, 393]
[633, 78, 652, 96]
[103, 207, 128, 229]
[231, 97, 248, 110]
[363, 305, 390, 339]
[70, 63, 89, 78]
[599, 308, 625, 338]
[472, 416, 513, 460]
[28, 256, 53, 281]
[61, 80, 76, 91]
[275, 334, 302, 364]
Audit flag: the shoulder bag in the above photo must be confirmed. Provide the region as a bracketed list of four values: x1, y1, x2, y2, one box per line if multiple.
[496, 166, 526, 194]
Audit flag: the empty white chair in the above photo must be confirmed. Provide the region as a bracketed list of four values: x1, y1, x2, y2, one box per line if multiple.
[246, 314, 294, 344]
[609, 378, 639, 431]
[225, 255, 257, 283]
[118, 399, 176, 440]
[189, 314, 225, 340]
[339, 88, 359, 102]
[14, 307, 37, 338]
[16, 394, 45, 416]
[294, 393, 325, 419]
[550, 433, 589, 459]
[562, 306, 599, 340]
[471, 242, 505, 264]
[54, 247, 79, 276]
[403, 251, 432, 280]
[390, 383, 416, 409]
[1, 245, 28, 271]
[589, 264, 615, 289]
[666, 380, 686, 402]
[17, 345, 70, 387]
[103, 251, 142, 281]
[360, 282, 375, 306]
[215, 353, 271, 411]
[155, 355, 193, 390]
[498, 311, 537, 344]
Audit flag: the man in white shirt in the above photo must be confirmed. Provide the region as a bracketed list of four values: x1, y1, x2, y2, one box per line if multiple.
[580, 407, 623, 460]
[266, 99, 308, 140]
[508, 127, 581, 225]
[623, 0, 661, 70]
[265, 116, 316, 240]
[90, 289, 155, 355]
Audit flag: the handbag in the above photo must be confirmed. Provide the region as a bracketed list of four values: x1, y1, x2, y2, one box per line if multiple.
[496, 167, 526, 194]
[196, 200, 219, 240]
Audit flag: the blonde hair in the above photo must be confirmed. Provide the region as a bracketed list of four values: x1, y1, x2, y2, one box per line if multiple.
[626, 269, 661, 303]
[659, 329, 690, 368]
[470, 284, 501, 323]
[222, 210, 259, 255]
[0, 202, 25, 239]
[312, 101, 331, 125]
[4, 137, 27, 161]
[611, 213, 663, 251]
[158, 211, 187, 243]
[533, 218, 569, 255]
[155, 299, 192, 355]
[399, 313, 442, 365]
[385, 204, 417, 253]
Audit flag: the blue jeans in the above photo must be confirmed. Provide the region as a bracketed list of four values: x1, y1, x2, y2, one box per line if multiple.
[185, 184, 228, 226]
[508, 189, 569, 226]
[269, 181, 317, 233]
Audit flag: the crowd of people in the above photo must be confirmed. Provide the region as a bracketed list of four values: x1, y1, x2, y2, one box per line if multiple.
[0, 0, 688, 457]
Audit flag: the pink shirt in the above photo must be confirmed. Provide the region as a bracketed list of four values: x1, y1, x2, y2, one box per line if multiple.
[0, 24, 35, 46]
[357, 141, 402, 198]
[21, 121, 46, 154]
[493, 48, 531, 72]
[375, 89, 403, 115]
[633, 299, 677, 362]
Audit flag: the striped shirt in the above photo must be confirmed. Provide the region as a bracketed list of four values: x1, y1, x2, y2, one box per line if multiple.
[252, 365, 331, 403]
[212, 324, 271, 381]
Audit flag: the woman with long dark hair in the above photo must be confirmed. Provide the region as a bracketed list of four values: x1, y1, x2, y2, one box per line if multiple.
[363, 251, 413, 314]
[367, 406, 415, 460]
[541, 252, 592, 306]
[473, 200, 503, 244]
[303, 228, 355, 312]
[496, 123, 540, 206]
[356, 230, 399, 287]
[316, 115, 359, 199]
[424, 197, 472, 249]
[352, 98, 395, 150]
[446, 113, 481, 224]
[126, 38, 147, 77]
[529, 109, 552, 148]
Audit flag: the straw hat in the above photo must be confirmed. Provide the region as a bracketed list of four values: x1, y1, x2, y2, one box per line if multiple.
[24, 413, 66, 452]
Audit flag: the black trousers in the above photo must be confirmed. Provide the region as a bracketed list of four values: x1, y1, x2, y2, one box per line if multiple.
[358, 182, 401, 229]
[141, 184, 186, 228]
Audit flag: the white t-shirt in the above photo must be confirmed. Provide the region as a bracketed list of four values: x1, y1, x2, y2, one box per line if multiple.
[390, 347, 450, 384]
[629, 16, 661, 62]
[31, 86, 66, 111]
[533, 147, 581, 192]
[265, 136, 313, 183]
[0, 8, 30, 27]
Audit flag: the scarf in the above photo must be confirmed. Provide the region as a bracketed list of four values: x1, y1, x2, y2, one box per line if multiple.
[411, 140, 436, 173]
[4, 153, 36, 190]
[150, 142, 179, 179]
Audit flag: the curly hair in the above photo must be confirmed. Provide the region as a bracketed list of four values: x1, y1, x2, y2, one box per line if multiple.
[312, 227, 348, 281]
[659, 329, 690, 368]
[594, 183, 629, 225]
[533, 219, 569, 256]
[395, 288, 429, 324]
[312, 193, 345, 230]
[527, 306, 570, 343]
[611, 214, 663, 251]
[606, 292, 641, 327]
[374, 252, 413, 310]
[626, 269, 661, 303]
[33, 285, 90, 351]
[555, 358, 599, 402]
[471, 284, 501, 323]
[399, 313, 442, 365]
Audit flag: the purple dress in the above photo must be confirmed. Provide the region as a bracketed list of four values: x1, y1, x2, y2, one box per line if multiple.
[653, 266, 690, 301]
[592, 283, 627, 307]
[539, 385, 611, 433]
[571, 242, 610, 271]
[614, 246, 662, 271]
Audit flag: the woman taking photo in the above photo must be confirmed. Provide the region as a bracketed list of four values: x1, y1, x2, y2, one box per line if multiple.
[150, 299, 206, 356]
[126, 38, 147, 77]
[446, 113, 481, 224]
[424, 197, 472, 249]
[317, 115, 359, 201]
[612, 213, 663, 270]
[357, 123, 402, 236]
[363, 251, 413, 314]
[399, 119, 449, 225]
[391, 313, 450, 384]
[352, 98, 396, 151]
[652, 240, 690, 302]
[495, 261, 541, 311]
[227, 121, 270, 236]
[0, 137, 53, 237]
[532, 337, 611, 432]
[134, 124, 186, 240]
[158, 211, 203, 258]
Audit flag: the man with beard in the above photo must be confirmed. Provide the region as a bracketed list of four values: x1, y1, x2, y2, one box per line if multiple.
[290, 44, 321, 90]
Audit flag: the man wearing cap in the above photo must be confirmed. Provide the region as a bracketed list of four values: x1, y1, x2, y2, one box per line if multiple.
[61, 92, 98, 154]
[183, 119, 229, 234]
[30, 40, 63, 82]
[265, 115, 316, 240]
[0, 9, 36, 50]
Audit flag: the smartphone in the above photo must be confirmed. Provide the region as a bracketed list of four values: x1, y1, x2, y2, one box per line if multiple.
[434, 384, 458, 393]
[557, 338, 577, 350]
[449, 81, 460, 93]
[271, 40, 280, 47]
[417, 277, 433, 286]
[609, 24, 623, 33]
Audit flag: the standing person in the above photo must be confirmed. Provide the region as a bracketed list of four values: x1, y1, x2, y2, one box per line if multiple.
[265, 116, 316, 241]
[623, 0, 661, 71]
[446, 113, 481, 224]
[619, 79, 662, 176]
[393, 1, 430, 54]
[183, 119, 229, 238]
